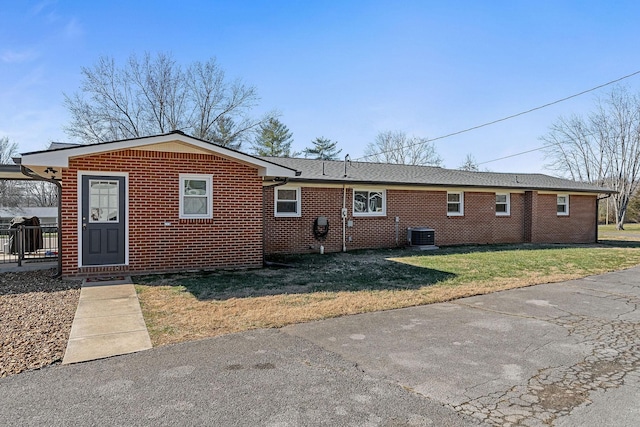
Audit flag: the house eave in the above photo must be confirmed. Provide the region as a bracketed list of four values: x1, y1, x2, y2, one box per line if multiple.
[19, 132, 298, 179]
[283, 177, 614, 195]
[0, 164, 38, 180]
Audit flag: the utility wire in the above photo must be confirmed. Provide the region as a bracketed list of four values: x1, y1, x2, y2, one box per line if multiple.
[478, 129, 602, 165]
[355, 69, 640, 162]
[477, 143, 556, 165]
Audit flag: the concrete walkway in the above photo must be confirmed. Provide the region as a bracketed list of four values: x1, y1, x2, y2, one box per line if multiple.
[62, 277, 152, 365]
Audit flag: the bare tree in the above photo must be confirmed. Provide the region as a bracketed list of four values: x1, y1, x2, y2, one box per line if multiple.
[363, 131, 442, 166]
[459, 153, 480, 171]
[0, 137, 24, 207]
[0, 136, 18, 164]
[64, 52, 269, 149]
[542, 86, 640, 229]
[24, 181, 58, 207]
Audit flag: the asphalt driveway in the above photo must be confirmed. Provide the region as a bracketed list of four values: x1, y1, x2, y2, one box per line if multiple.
[284, 267, 640, 425]
[1, 267, 639, 426]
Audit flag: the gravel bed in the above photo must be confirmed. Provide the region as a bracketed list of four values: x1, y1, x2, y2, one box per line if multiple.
[0, 269, 80, 378]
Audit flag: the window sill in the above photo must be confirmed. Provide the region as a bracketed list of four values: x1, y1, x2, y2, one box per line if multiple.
[353, 213, 386, 218]
[179, 218, 215, 224]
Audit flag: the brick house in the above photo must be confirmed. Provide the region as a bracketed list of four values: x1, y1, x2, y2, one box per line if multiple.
[18, 132, 297, 278]
[262, 157, 610, 254]
[17, 132, 611, 278]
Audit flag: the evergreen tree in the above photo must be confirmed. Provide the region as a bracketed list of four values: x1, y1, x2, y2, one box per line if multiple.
[303, 137, 342, 160]
[251, 118, 294, 157]
[208, 115, 242, 150]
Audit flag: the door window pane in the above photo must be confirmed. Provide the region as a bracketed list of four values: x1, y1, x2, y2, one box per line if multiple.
[89, 180, 119, 222]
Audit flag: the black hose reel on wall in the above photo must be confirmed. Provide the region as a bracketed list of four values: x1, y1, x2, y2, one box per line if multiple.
[313, 216, 329, 240]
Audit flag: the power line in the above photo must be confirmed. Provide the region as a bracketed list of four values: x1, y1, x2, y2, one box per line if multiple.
[478, 129, 602, 165]
[355, 69, 640, 162]
[477, 143, 555, 165]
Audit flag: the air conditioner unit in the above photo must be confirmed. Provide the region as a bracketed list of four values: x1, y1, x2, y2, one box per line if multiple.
[407, 227, 435, 246]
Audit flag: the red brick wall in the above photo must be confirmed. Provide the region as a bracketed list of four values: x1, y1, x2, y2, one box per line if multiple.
[264, 187, 345, 253]
[61, 149, 263, 277]
[264, 187, 597, 255]
[531, 193, 596, 243]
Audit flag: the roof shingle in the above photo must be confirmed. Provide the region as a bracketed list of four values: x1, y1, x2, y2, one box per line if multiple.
[263, 157, 613, 194]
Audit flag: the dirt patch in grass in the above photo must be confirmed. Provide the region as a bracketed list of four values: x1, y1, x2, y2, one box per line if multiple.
[135, 240, 640, 347]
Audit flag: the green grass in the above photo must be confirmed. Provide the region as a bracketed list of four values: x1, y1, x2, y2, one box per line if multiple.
[598, 223, 640, 232]
[135, 228, 640, 346]
[598, 223, 640, 243]
[136, 243, 640, 302]
[394, 244, 636, 283]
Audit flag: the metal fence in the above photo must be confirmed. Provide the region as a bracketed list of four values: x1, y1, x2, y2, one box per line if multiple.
[0, 224, 58, 265]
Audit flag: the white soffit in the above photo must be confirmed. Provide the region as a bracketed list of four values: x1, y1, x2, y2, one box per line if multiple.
[20, 133, 297, 178]
[134, 141, 212, 154]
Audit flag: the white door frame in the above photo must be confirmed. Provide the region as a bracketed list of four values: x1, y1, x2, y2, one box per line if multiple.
[77, 171, 129, 268]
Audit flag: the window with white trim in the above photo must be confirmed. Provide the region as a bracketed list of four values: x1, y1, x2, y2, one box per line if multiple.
[496, 193, 510, 216]
[274, 187, 301, 217]
[179, 174, 212, 219]
[447, 192, 464, 216]
[353, 189, 385, 216]
[557, 194, 569, 216]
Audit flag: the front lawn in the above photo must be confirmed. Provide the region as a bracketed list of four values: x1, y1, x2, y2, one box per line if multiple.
[598, 223, 640, 241]
[135, 234, 640, 346]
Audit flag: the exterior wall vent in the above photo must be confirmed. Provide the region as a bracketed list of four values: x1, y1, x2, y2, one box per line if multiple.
[407, 227, 436, 247]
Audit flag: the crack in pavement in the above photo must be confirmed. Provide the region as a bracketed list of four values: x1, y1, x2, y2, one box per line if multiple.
[452, 300, 576, 321]
[446, 306, 640, 426]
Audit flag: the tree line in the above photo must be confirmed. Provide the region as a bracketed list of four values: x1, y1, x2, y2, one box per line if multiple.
[11, 52, 640, 228]
[541, 86, 640, 229]
[63, 52, 442, 163]
[0, 137, 58, 208]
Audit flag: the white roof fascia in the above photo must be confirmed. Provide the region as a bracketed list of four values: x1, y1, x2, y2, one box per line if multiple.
[20, 133, 297, 178]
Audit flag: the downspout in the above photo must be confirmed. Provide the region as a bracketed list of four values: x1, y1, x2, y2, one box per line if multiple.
[262, 177, 289, 266]
[342, 154, 350, 253]
[596, 194, 612, 243]
[342, 184, 347, 252]
[20, 165, 62, 278]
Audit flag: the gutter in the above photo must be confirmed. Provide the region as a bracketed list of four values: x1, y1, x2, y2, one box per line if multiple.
[19, 165, 62, 278]
[282, 178, 612, 195]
